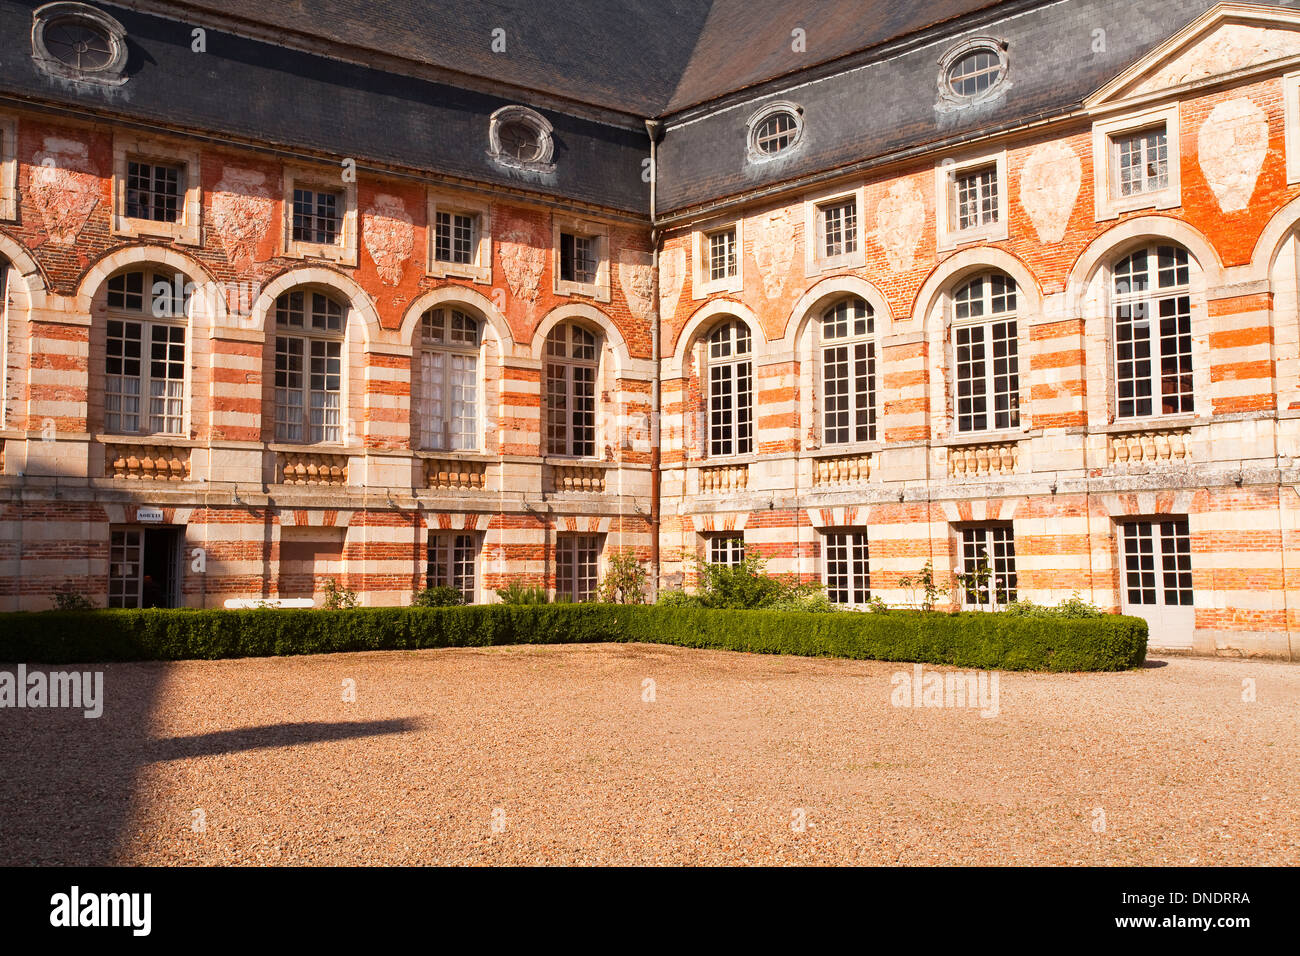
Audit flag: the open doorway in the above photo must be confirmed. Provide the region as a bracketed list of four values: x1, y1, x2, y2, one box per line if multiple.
[109, 526, 181, 608]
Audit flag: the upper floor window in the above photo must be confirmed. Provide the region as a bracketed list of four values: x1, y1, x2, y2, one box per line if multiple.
[104, 269, 189, 436]
[708, 227, 737, 282]
[821, 297, 875, 445]
[1113, 244, 1193, 419]
[953, 274, 1020, 433]
[293, 188, 340, 245]
[545, 324, 599, 458]
[560, 232, 597, 284]
[954, 164, 998, 231]
[434, 211, 474, 265]
[274, 290, 345, 444]
[418, 307, 479, 451]
[820, 198, 858, 258]
[707, 320, 753, 458]
[126, 160, 181, 223]
[1115, 127, 1168, 197]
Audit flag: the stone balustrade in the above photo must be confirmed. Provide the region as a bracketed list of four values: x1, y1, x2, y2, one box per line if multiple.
[426, 458, 487, 490]
[812, 453, 872, 487]
[548, 464, 607, 493]
[948, 441, 1018, 478]
[1108, 428, 1192, 466]
[278, 452, 349, 486]
[105, 444, 192, 481]
[698, 463, 749, 494]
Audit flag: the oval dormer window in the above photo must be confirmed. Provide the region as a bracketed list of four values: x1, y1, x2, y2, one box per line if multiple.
[746, 102, 804, 163]
[938, 38, 1008, 109]
[487, 105, 555, 173]
[32, 2, 129, 85]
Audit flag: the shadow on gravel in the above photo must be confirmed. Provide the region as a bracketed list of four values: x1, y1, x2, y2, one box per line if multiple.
[0, 661, 415, 866]
[148, 719, 417, 761]
[1142, 659, 1169, 669]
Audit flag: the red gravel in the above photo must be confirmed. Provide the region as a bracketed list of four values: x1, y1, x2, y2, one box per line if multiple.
[1, 644, 1296, 865]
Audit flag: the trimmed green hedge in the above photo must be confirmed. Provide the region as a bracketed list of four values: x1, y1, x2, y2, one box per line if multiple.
[0, 605, 1147, 671]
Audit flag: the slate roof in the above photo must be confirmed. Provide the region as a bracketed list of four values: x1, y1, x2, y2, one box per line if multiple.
[125, 0, 1015, 116]
[1, 0, 1299, 215]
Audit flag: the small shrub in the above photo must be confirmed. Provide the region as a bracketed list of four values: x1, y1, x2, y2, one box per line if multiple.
[867, 595, 890, 614]
[598, 551, 647, 605]
[655, 588, 700, 608]
[412, 586, 466, 607]
[496, 581, 550, 605]
[898, 561, 948, 611]
[321, 578, 359, 610]
[51, 585, 95, 612]
[693, 552, 788, 610]
[1004, 593, 1103, 618]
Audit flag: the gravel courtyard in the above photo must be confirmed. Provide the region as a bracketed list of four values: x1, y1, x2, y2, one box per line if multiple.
[1, 644, 1296, 866]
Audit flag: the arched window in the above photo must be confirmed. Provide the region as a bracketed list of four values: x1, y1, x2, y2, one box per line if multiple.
[707, 320, 753, 457]
[820, 297, 875, 445]
[274, 289, 345, 443]
[417, 307, 480, 451]
[952, 273, 1020, 433]
[544, 323, 598, 457]
[1113, 244, 1192, 419]
[104, 268, 189, 436]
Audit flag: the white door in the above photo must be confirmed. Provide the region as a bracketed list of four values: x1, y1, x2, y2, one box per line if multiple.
[1120, 519, 1195, 649]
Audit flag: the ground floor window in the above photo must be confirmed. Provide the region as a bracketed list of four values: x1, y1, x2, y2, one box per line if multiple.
[428, 532, 478, 602]
[1121, 519, 1192, 607]
[959, 525, 1017, 608]
[556, 534, 600, 602]
[109, 526, 180, 608]
[824, 529, 870, 605]
[707, 534, 745, 567]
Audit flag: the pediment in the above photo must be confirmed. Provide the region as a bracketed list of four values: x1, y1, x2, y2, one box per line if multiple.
[1088, 3, 1300, 107]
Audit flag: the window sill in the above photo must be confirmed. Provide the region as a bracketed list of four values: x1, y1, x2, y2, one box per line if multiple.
[554, 278, 610, 303]
[1095, 189, 1179, 222]
[1100, 416, 1198, 435]
[428, 260, 491, 284]
[542, 456, 614, 468]
[416, 448, 492, 462]
[937, 223, 1008, 252]
[267, 442, 360, 455]
[112, 217, 200, 246]
[936, 429, 1028, 448]
[98, 432, 195, 447]
[284, 241, 358, 267]
[809, 442, 880, 458]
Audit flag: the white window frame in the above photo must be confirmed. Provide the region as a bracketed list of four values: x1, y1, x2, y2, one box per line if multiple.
[283, 166, 359, 265]
[746, 101, 805, 163]
[112, 136, 202, 245]
[823, 529, 871, 606]
[692, 218, 744, 298]
[804, 185, 866, 274]
[273, 289, 347, 445]
[552, 216, 610, 301]
[427, 531, 480, 603]
[706, 534, 746, 567]
[1285, 72, 1300, 185]
[950, 273, 1021, 434]
[103, 269, 190, 438]
[935, 149, 1008, 250]
[958, 525, 1017, 609]
[417, 307, 481, 452]
[556, 534, 601, 602]
[427, 191, 492, 283]
[1092, 104, 1181, 220]
[1111, 243, 1195, 421]
[819, 296, 876, 447]
[1120, 518, 1193, 609]
[0, 115, 17, 221]
[544, 323, 600, 459]
[706, 320, 754, 459]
